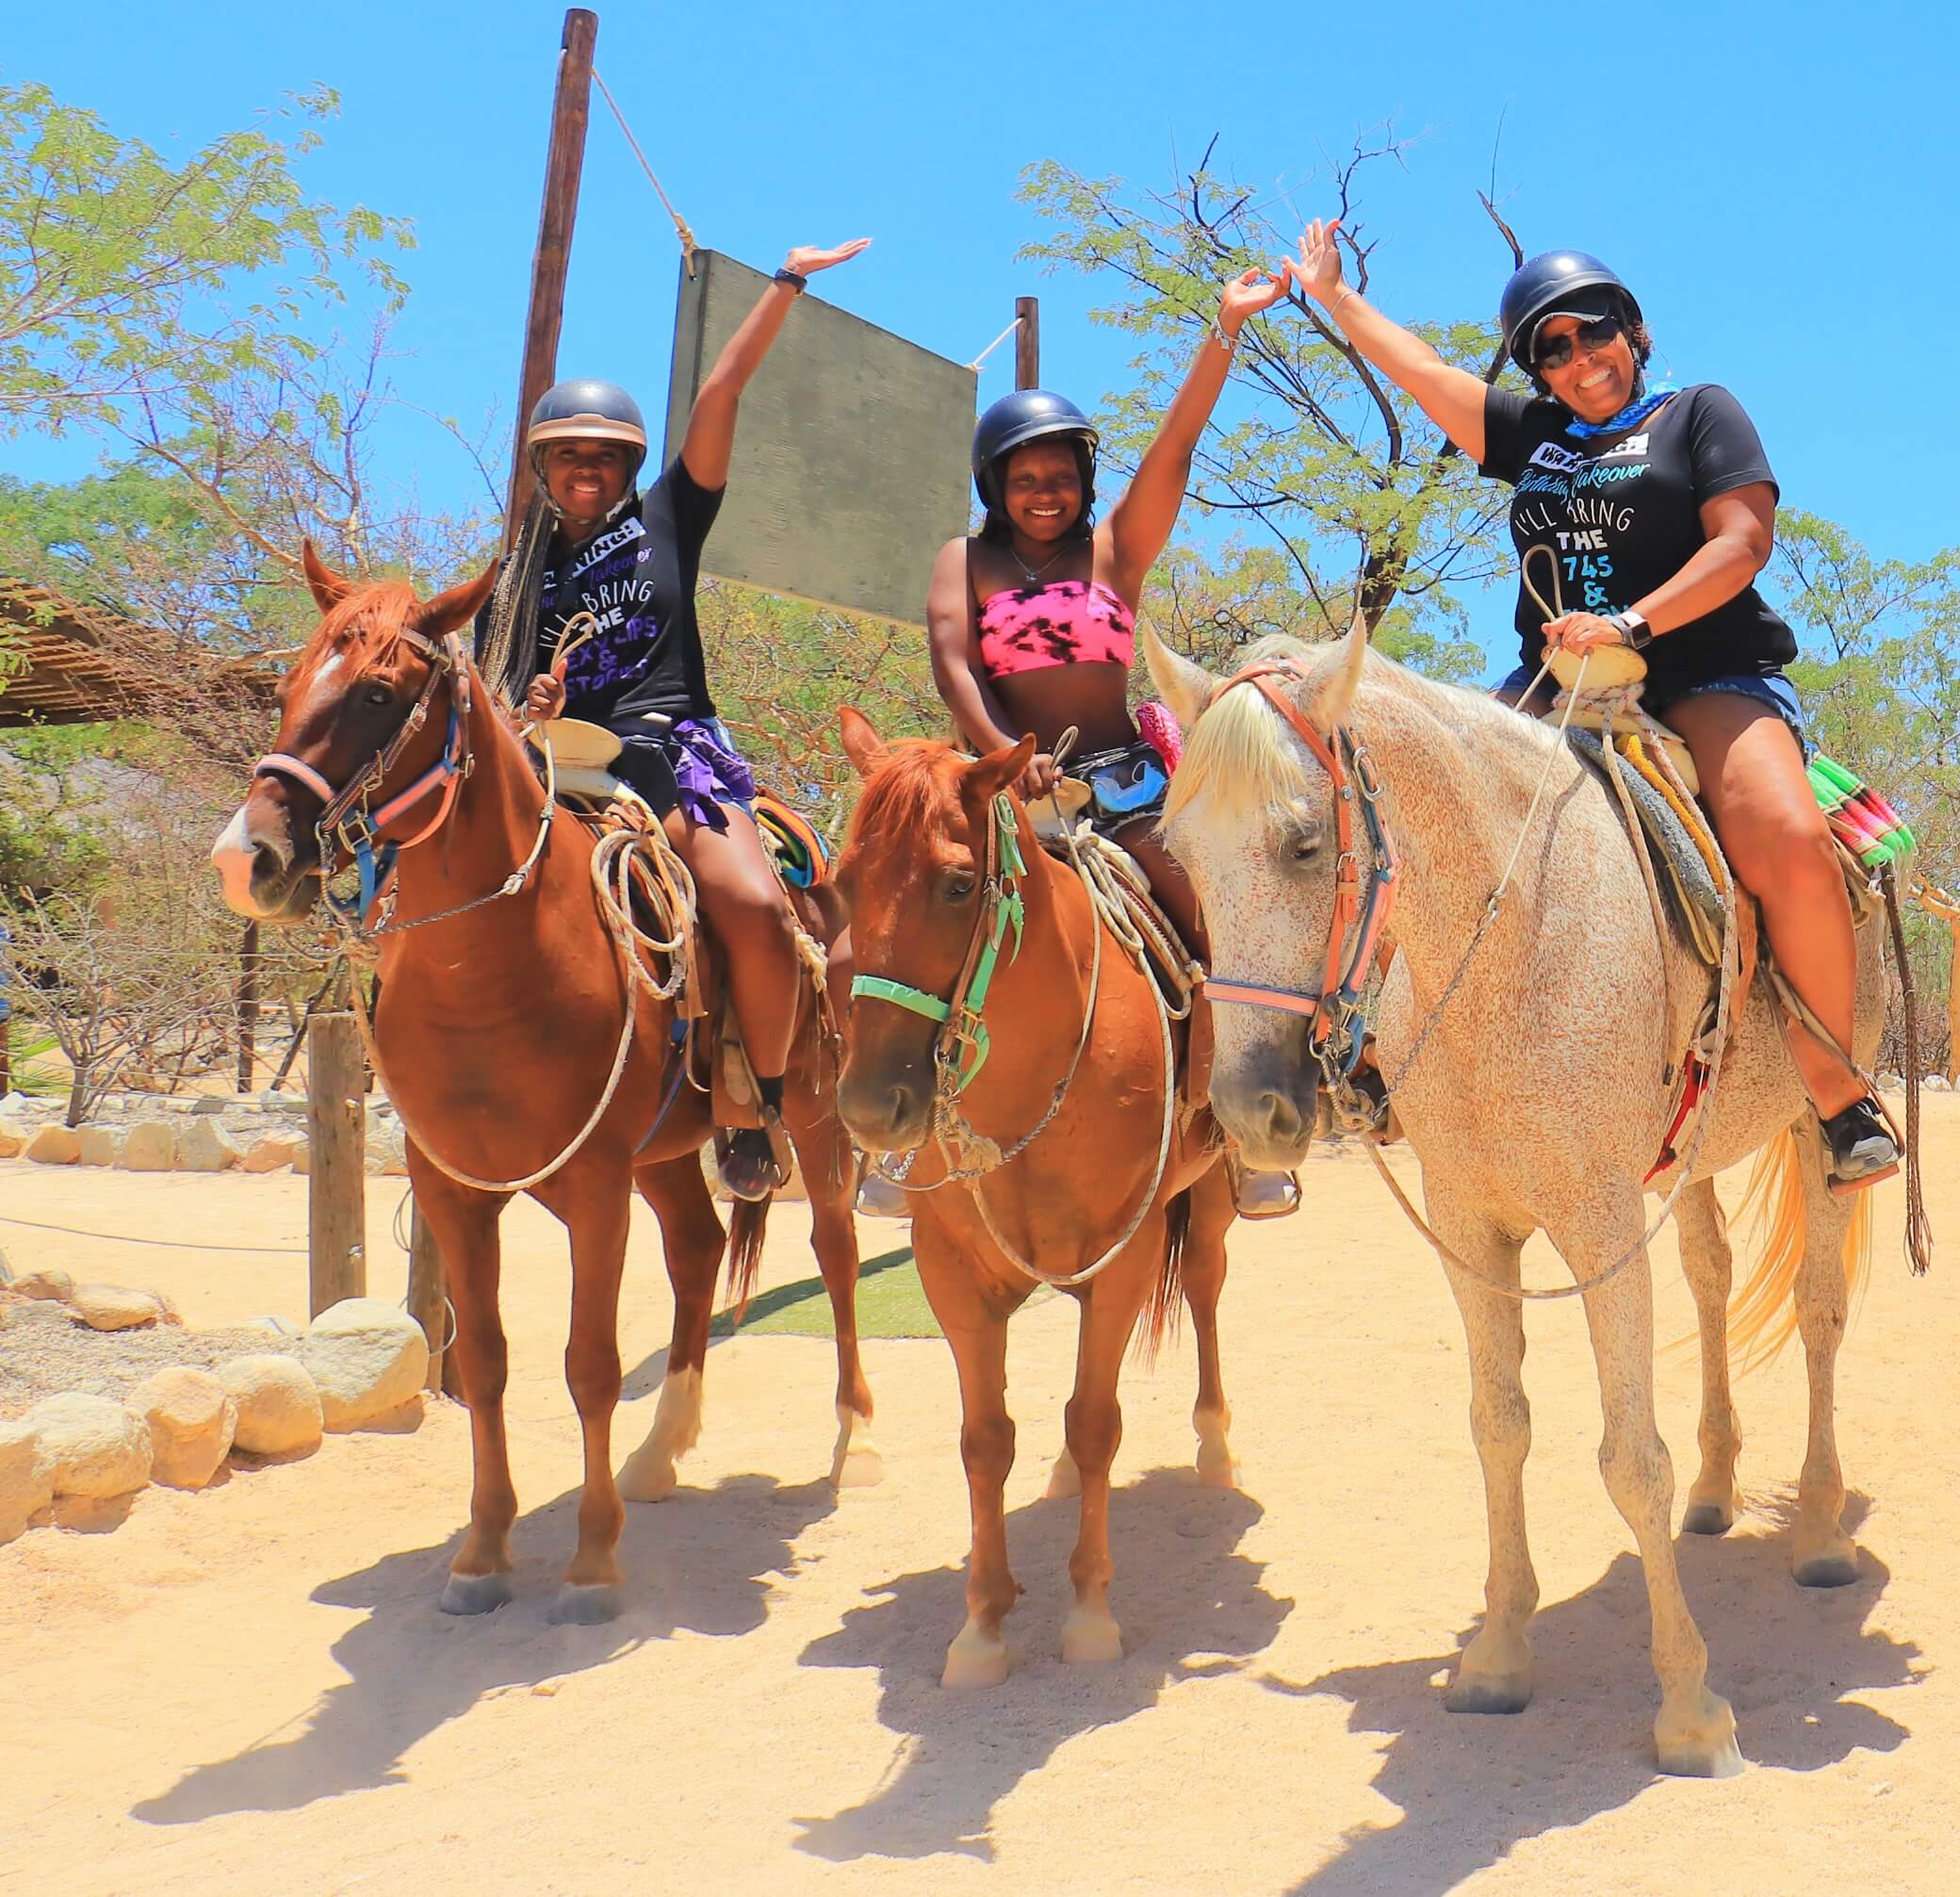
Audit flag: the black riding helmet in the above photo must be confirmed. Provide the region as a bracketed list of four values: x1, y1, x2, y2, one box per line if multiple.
[526, 377, 649, 484]
[971, 389, 1100, 511]
[1499, 252, 1644, 372]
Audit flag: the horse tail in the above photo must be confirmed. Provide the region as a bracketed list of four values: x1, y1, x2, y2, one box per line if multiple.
[725, 1194, 772, 1324]
[1726, 1128, 1873, 1373]
[1133, 1188, 1191, 1367]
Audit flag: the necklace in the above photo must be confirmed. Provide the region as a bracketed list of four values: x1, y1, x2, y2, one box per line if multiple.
[1013, 540, 1070, 585]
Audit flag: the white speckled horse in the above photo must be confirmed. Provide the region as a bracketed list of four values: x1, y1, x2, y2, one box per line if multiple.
[1146, 619, 1886, 1779]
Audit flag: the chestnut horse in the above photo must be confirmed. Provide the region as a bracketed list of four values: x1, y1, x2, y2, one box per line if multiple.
[833, 709, 1238, 1686]
[211, 549, 877, 1625]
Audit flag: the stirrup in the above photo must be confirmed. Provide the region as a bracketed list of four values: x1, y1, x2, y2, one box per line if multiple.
[715, 1110, 793, 1202]
[1227, 1154, 1301, 1221]
[1821, 1094, 1901, 1198]
[854, 1157, 912, 1220]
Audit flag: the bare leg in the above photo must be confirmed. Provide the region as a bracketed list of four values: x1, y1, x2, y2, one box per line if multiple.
[1666, 694, 1861, 1117]
[416, 1175, 518, 1614]
[1674, 1178, 1744, 1534]
[1114, 820, 1205, 956]
[1548, 1194, 1741, 1777]
[1434, 1205, 1538, 1714]
[618, 1152, 726, 1502]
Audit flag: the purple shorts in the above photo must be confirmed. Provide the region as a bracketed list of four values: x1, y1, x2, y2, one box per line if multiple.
[609, 714, 757, 830]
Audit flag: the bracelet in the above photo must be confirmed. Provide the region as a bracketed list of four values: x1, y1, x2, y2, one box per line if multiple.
[1210, 319, 1241, 355]
[1329, 287, 1359, 321]
[773, 267, 808, 294]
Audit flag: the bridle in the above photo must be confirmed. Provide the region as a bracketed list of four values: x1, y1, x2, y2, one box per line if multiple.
[850, 789, 1027, 1097]
[253, 628, 482, 924]
[1197, 661, 1399, 1090]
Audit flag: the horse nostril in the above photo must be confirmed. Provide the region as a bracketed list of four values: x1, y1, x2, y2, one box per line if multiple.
[886, 1084, 918, 1136]
[1259, 1090, 1302, 1143]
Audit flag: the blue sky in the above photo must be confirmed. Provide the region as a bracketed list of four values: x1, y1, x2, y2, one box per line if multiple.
[8, 0, 1957, 672]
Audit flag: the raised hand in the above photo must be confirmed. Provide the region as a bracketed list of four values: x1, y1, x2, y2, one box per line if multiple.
[1218, 264, 1292, 336]
[784, 237, 873, 277]
[1286, 219, 1347, 304]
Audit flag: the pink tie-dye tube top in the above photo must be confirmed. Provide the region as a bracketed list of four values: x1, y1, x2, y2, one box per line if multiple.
[976, 580, 1135, 679]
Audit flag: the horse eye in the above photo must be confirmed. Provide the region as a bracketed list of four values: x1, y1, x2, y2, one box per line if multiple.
[943, 875, 975, 903]
[365, 683, 393, 707]
[1288, 833, 1321, 865]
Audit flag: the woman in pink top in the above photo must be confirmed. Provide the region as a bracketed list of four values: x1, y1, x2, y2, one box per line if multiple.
[928, 268, 1290, 950]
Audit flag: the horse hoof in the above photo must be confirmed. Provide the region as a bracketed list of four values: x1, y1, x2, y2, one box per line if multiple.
[1681, 1499, 1736, 1536]
[1793, 1545, 1859, 1588]
[1194, 1449, 1241, 1491]
[1656, 1693, 1745, 1778]
[1061, 1606, 1123, 1666]
[832, 1445, 885, 1490]
[1044, 1450, 1082, 1500]
[1446, 1670, 1533, 1714]
[549, 1582, 624, 1626]
[616, 1452, 679, 1504]
[942, 1619, 1010, 1690]
[439, 1571, 514, 1616]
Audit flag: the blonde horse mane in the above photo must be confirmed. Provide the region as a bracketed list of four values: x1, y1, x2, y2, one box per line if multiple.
[1723, 1128, 1873, 1374]
[1163, 634, 1330, 826]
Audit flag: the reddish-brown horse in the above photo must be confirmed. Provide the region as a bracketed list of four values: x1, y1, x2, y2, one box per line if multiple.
[211, 549, 877, 1624]
[833, 709, 1238, 1685]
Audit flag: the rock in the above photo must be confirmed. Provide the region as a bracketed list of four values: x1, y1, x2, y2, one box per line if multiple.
[26, 1394, 153, 1498]
[0, 1245, 9, 1282]
[128, 1368, 237, 1489]
[8, 1298, 73, 1329]
[175, 1119, 241, 1173]
[119, 1121, 179, 1171]
[0, 1419, 57, 1545]
[11, 1267, 74, 1303]
[0, 1090, 32, 1116]
[240, 1135, 305, 1174]
[70, 1283, 164, 1331]
[364, 1120, 409, 1178]
[0, 1119, 25, 1158]
[191, 1096, 231, 1116]
[24, 1124, 81, 1166]
[298, 1299, 429, 1429]
[74, 1124, 126, 1168]
[217, 1354, 323, 1456]
[247, 1314, 303, 1338]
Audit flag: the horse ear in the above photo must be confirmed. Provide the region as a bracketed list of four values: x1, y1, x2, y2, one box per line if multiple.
[301, 539, 351, 613]
[961, 734, 1037, 804]
[839, 707, 887, 779]
[414, 563, 499, 639]
[1306, 612, 1369, 730]
[1141, 622, 1215, 731]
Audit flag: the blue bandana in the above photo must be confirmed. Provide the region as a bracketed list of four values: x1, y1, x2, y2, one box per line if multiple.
[1565, 382, 1676, 440]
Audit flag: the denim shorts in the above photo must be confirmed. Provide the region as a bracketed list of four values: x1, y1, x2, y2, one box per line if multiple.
[1494, 664, 1809, 758]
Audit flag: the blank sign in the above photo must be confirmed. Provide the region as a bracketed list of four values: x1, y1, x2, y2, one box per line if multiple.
[662, 251, 976, 630]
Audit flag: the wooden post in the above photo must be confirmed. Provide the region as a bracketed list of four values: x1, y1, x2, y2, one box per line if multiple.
[503, 7, 600, 540]
[1014, 295, 1040, 390]
[406, 1203, 453, 1396]
[236, 920, 260, 1093]
[307, 1011, 368, 1317]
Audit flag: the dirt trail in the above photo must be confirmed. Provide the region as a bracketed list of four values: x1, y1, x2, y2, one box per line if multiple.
[2, 1104, 1954, 1895]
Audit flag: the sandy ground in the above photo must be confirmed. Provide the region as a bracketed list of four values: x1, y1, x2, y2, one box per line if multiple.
[1, 1102, 1955, 1896]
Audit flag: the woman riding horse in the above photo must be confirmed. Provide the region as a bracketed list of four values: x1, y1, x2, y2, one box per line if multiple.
[1282, 222, 1898, 1191]
[482, 237, 870, 1202]
[926, 267, 1302, 1213]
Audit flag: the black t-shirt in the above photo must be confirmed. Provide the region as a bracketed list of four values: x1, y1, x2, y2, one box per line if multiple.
[536, 455, 725, 723]
[1479, 383, 1797, 700]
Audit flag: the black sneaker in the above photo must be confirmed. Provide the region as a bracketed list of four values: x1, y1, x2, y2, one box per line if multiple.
[1821, 1096, 1900, 1192]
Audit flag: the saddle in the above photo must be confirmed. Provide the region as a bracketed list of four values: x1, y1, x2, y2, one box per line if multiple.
[531, 717, 838, 1134]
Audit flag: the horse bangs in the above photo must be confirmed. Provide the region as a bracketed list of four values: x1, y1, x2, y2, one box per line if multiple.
[840, 741, 964, 866]
[292, 581, 423, 688]
[1164, 633, 1328, 826]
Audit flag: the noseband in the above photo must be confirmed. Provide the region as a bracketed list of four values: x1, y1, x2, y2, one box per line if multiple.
[253, 628, 475, 921]
[1199, 661, 1399, 1087]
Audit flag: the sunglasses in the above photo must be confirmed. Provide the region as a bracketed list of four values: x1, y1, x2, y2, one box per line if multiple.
[1533, 313, 1625, 370]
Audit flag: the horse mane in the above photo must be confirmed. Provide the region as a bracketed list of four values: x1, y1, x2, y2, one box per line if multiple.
[289, 581, 423, 690]
[840, 739, 962, 861]
[1165, 631, 1564, 826]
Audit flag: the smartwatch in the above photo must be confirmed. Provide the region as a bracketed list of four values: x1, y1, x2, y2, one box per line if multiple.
[1609, 609, 1654, 650]
[773, 267, 808, 294]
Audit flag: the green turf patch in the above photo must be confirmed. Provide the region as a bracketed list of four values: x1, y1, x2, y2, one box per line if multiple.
[711, 1244, 1056, 1340]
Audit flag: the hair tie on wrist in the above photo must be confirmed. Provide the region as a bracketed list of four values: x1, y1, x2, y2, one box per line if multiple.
[774, 267, 808, 293]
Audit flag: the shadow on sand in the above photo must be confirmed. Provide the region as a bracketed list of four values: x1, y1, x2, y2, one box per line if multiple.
[131, 1468, 840, 1825]
[1267, 1492, 1920, 1895]
[792, 1466, 1291, 1863]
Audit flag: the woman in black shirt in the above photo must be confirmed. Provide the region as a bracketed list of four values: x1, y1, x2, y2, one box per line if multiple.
[1274, 223, 1896, 1189]
[482, 237, 869, 1200]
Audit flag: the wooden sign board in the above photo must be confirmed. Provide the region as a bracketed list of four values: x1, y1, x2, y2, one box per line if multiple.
[662, 251, 976, 629]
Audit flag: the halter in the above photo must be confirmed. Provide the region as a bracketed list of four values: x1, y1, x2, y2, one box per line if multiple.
[1198, 662, 1399, 1086]
[850, 791, 1027, 1095]
[253, 628, 476, 923]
